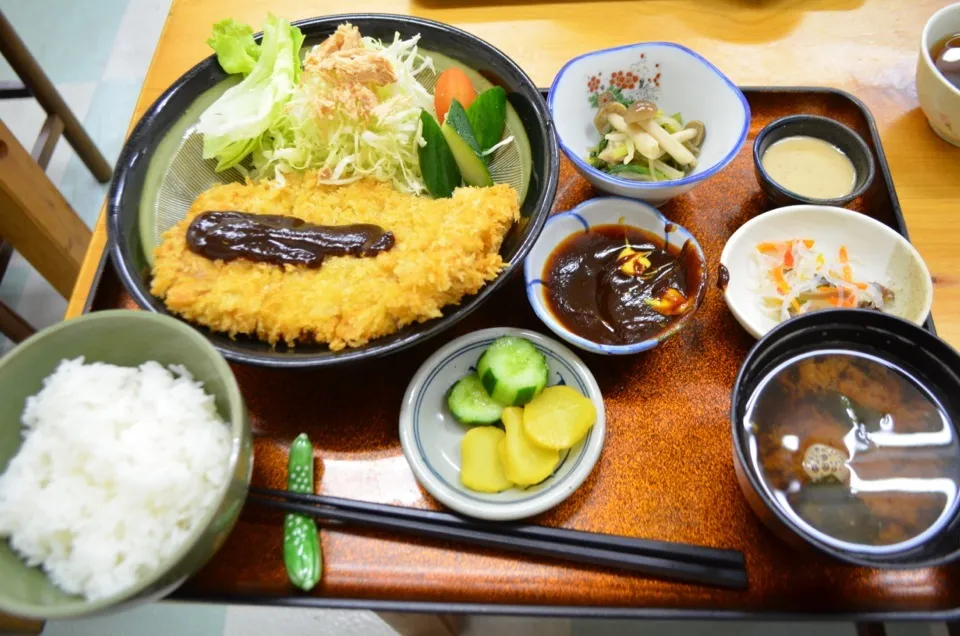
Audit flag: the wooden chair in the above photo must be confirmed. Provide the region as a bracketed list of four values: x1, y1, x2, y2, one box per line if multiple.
[0, 9, 106, 344]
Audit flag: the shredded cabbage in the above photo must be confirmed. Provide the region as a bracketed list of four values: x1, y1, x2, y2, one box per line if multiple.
[252, 32, 435, 193]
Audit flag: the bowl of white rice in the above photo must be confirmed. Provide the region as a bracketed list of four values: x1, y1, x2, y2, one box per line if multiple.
[0, 310, 251, 619]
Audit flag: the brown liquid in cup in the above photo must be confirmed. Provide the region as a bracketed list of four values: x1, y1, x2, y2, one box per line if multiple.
[932, 33, 960, 90]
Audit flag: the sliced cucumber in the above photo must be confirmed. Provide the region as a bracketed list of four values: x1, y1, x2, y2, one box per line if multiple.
[467, 87, 507, 153]
[419, 110, 461, 198]
[444, 100, 483, 156]
[476, 337, 549, 407]
[441, 122, 493, 187]
[448, 373, 503, 424]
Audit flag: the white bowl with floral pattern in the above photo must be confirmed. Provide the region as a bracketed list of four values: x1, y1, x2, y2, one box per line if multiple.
[549, 42, 750, 207]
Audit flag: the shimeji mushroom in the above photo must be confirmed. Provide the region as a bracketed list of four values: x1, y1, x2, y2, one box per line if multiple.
[594, 100, 702, 168]
[605, 114, 660, 160]
[624, 100, 696, 167]
[593, 102, 626, 134]
[681, 121, 705, 156]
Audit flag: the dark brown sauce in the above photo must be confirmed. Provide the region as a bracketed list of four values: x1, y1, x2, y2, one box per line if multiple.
[542, 224, 702, 346]
[717, 264, 730, 291]
[932, 33, 960, 90]
[186, 211, 395, 268]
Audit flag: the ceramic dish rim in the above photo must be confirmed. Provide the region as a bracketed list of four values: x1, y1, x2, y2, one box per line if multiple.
[548, 41, 751, 190]
[523, 196, 707, 355]
[398, 327, 606, 521]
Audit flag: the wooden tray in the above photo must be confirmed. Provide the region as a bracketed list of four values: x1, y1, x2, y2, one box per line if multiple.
[84, 88, 960, 619]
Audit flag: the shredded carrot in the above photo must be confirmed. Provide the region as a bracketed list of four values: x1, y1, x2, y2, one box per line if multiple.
[771, 267, 790, 295]
[783, 247, 795, 269]
[755, 239, 888, 320]
[756, 242, 782, 255]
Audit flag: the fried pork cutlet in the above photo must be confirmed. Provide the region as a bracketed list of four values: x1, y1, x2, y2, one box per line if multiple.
[151, 176, 519, 350]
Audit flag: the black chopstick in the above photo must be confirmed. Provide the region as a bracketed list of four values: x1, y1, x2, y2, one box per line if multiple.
[249, 485, 743, 569]
[246, 489, 747, 589]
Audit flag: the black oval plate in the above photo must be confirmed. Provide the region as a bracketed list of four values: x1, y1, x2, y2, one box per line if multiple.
[107, 13, 558, 368]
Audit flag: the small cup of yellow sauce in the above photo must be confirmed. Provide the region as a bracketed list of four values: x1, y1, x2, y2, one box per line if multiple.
[753, 115, 875, 208]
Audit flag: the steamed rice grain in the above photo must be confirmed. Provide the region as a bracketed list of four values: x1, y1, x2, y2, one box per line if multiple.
[0, 358, 231, 601]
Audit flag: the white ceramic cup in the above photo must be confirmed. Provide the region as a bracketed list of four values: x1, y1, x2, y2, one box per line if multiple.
[918, 2, 960, 146]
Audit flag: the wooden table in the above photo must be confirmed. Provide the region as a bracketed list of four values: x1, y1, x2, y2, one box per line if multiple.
[66, 0, 960, 619]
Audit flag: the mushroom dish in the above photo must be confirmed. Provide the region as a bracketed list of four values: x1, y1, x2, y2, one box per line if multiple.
[587, 99, 705, 181]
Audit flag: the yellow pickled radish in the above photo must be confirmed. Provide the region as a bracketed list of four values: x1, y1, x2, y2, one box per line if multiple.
[460, 426, 513, 493]
[500, 406, 559, 486]
[522, 385, 597, 450]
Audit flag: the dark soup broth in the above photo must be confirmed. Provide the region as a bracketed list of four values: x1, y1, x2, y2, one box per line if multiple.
[932, 33, 960, 90]
[744, 350, 960, 551]
[542, 224, 702, 346]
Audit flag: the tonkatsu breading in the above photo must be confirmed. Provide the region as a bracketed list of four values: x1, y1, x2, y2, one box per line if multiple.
[150, 176, 519, 350]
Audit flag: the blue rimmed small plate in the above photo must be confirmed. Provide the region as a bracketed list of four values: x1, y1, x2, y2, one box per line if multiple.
[399, 328, 605, 521]
[523, 197, 707, 355]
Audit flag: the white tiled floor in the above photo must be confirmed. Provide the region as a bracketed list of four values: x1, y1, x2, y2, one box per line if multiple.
[1, 2, 954, 635]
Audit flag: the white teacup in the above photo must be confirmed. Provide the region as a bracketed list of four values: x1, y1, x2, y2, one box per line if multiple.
[918, 2, 960, 146]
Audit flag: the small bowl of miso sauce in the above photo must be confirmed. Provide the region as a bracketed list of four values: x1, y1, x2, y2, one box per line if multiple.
[753, 115, 875, 208]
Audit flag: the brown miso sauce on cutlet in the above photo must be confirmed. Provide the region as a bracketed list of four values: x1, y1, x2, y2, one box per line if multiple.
[542, 224, 699, 345]
[186, 210, 395, 268]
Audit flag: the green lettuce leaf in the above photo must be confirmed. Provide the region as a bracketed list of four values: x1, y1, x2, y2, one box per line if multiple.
[197, 14, 304, 171]
[207, 18, 261, 76]
[290, 24, 305, 83]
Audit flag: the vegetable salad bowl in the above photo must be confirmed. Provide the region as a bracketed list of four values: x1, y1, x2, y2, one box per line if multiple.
[549, 42, 749, 207]
[107, 13, 558, 369]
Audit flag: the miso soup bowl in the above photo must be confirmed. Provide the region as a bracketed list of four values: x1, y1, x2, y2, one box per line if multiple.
[730, 309, 960, 568]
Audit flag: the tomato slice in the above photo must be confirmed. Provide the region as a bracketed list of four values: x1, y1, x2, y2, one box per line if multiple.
[434, 68, 477, 123]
